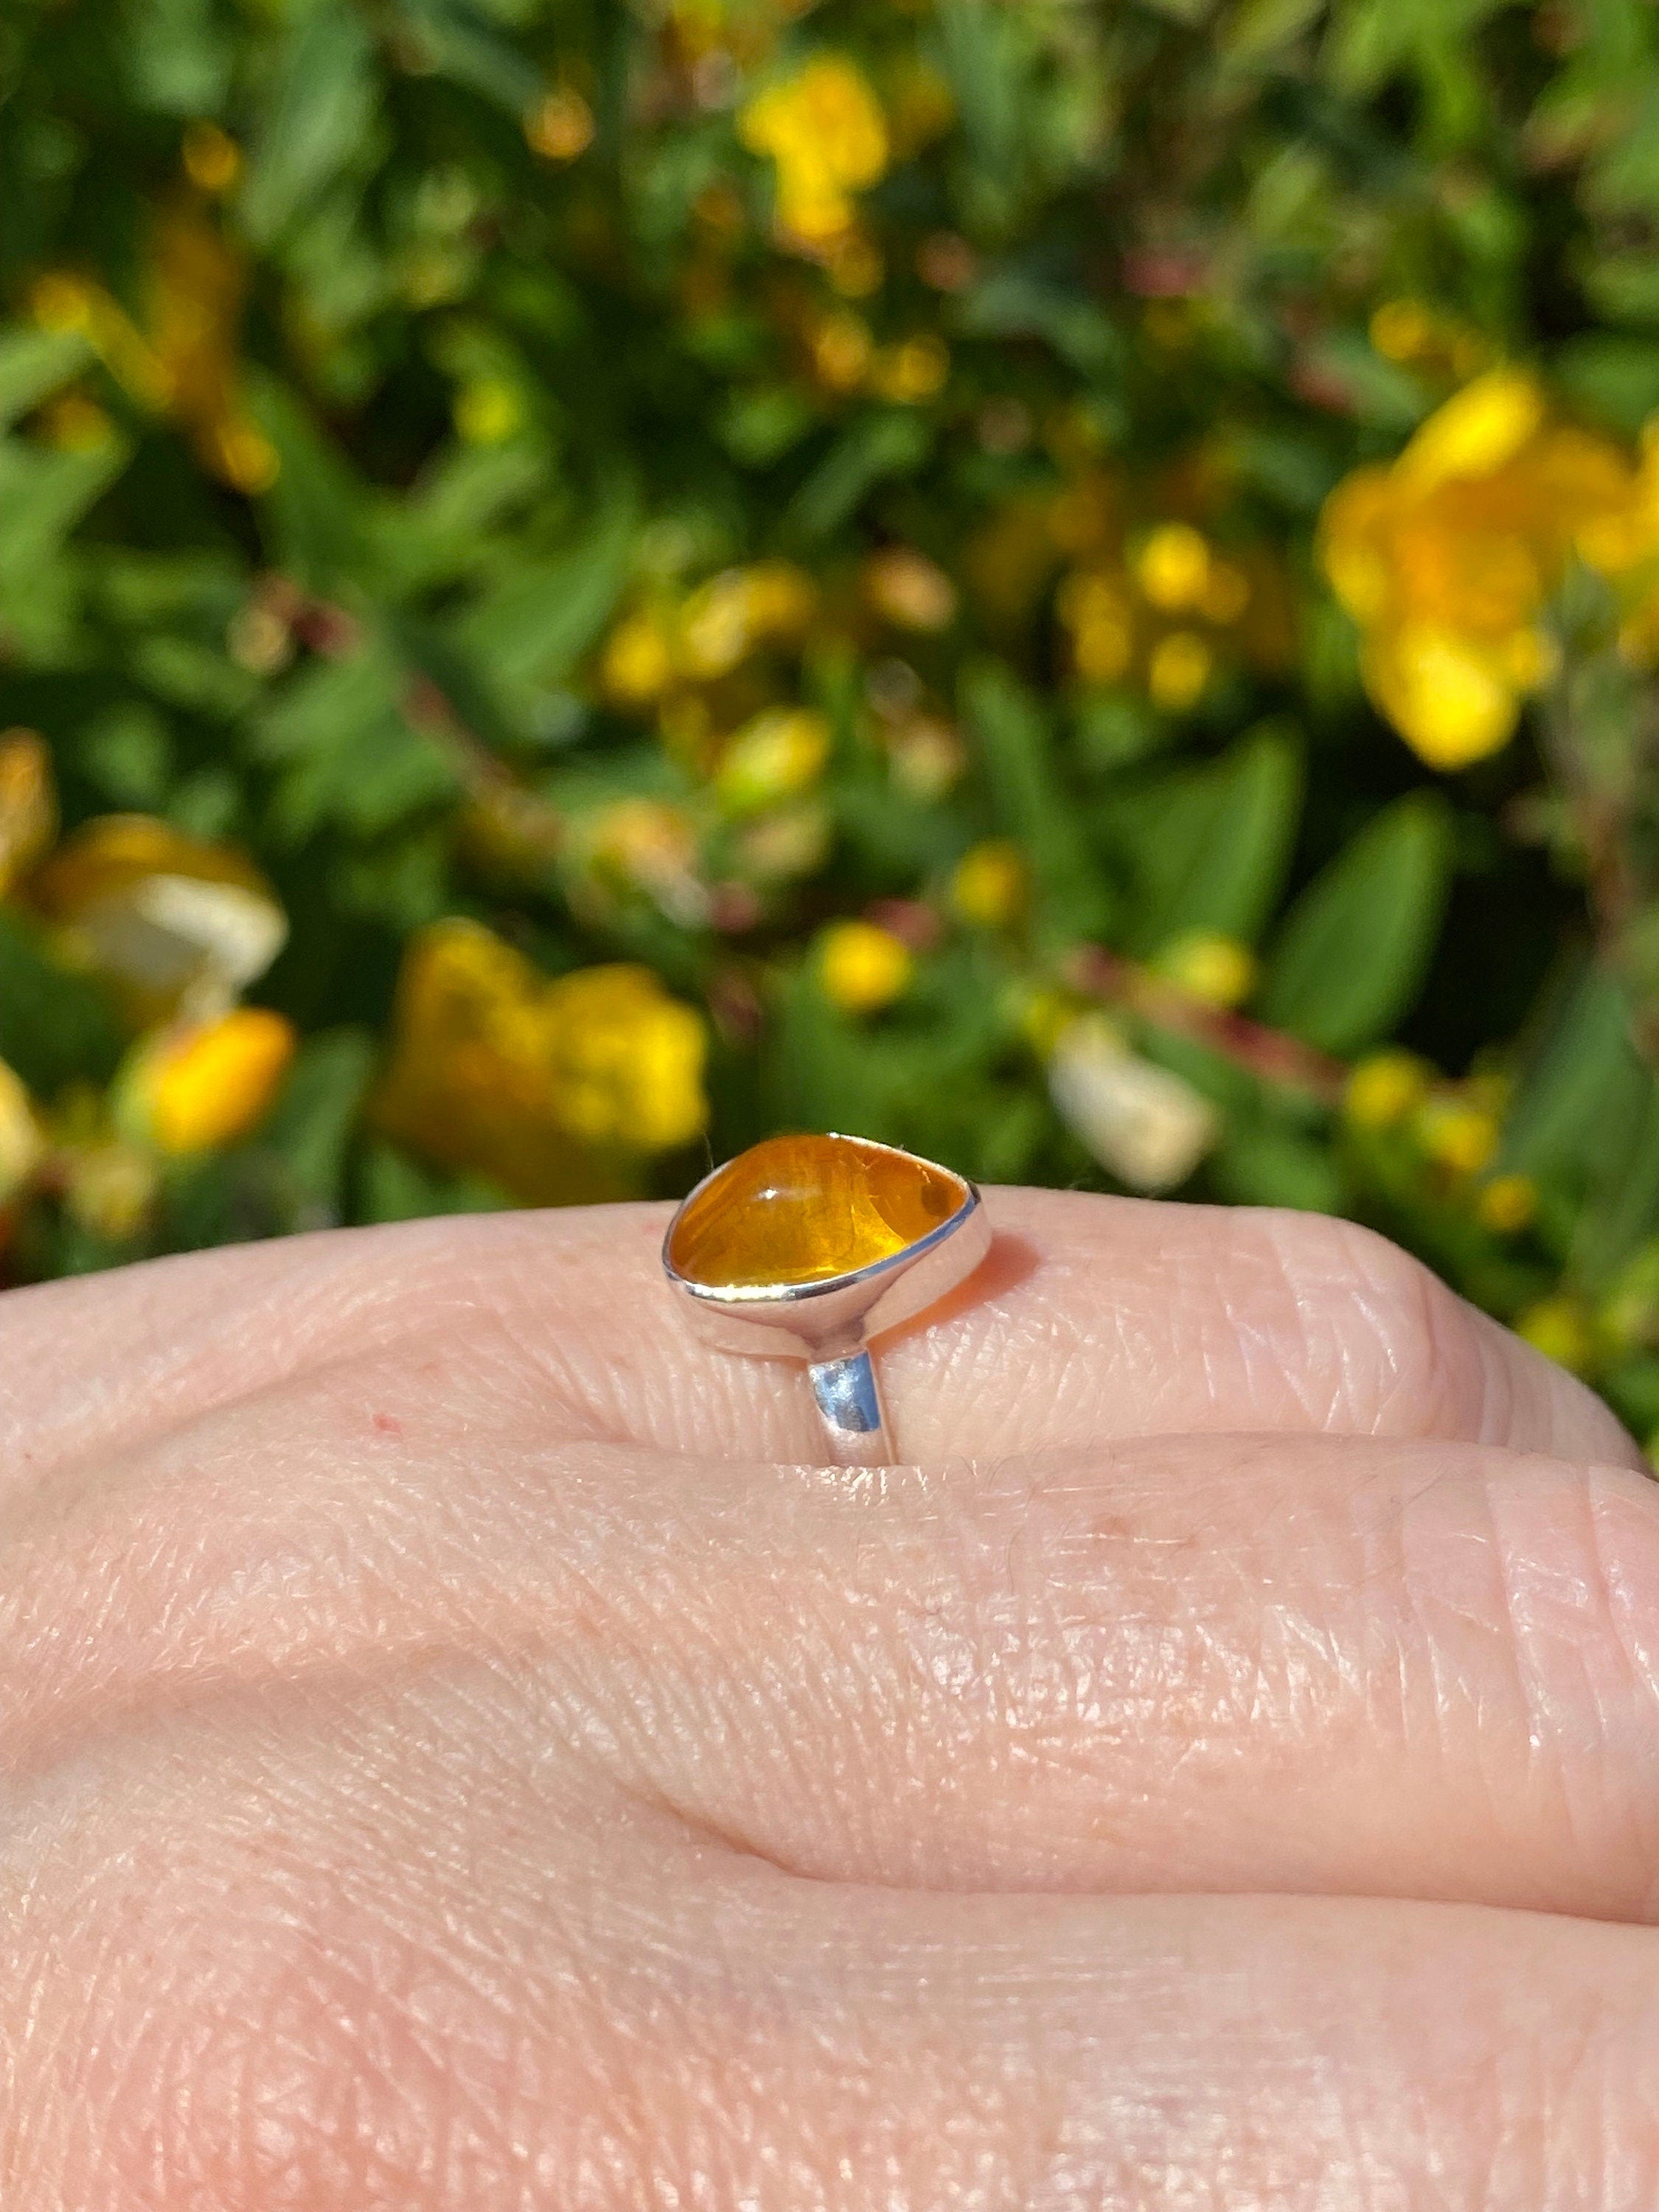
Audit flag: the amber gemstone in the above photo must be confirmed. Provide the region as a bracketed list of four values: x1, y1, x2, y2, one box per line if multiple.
[668, 1133, 965, 1290]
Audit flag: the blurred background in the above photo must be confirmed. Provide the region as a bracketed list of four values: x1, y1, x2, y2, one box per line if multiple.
[3, 0, 1659, 1439]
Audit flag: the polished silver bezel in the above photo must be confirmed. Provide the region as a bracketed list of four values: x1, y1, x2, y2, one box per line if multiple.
[661, 1133, 990, 1360]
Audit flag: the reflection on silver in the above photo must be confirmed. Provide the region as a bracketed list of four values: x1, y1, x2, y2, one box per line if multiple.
[661, 1134, 990, 1466]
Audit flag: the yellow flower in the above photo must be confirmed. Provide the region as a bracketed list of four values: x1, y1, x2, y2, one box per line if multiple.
[1344, 1050, 1430, 1130]
[203, 417, 279, 494]
[181, 120, 242, 194]
[63, 1141, 159, 1241]
[542, 965, 707, 1150]
[818, 919, 912, 1013]
[1361, 625, 1524, 770]
[1517, 1294, 1598, 1375]
[739, 55, 888, 248]
[811, 310, 873, 392]
[0, 1059, 46, 1203]
[125, 1007, 296, 1154]
[1057, 569, 1135, 685]
[601, 608, 678, 705]
[375, 922, 706, 1202]
[1134, 524, 1211, 613]
[0, 727, 58, 897]
[37, 392, 115, 451]
[1395, 368, 1545, 492]
[453, 378, 522, 445]
[828, 229, 883, 298]
[716, 707, 831, 814]
[1319, 369, 1633, 768]
[1369, 299, 1436, 364]
[526, 87, 595, 162]
[1152, 930, 1257, 1009]
[949, 840, 1028, 930]
[863, 546, 956, 633]
[1417, 1098, 1499, 1177]
[1147, 630, 1213, 712]
[678, 569, 756, 678]
[32, 815, 287, 1025]
[28, 271, 98, 334]
[1478, 1172, 1537, 1234]
[870, 334, 950, 403]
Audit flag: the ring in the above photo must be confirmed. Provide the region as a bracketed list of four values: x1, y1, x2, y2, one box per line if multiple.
[662, 1133, 990, 1464]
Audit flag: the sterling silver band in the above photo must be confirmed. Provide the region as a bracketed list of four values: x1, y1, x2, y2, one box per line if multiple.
[806, 1347, 889, 1464]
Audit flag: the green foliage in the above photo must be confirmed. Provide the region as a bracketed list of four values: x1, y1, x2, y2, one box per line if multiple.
[4, 0, 1659, 1441]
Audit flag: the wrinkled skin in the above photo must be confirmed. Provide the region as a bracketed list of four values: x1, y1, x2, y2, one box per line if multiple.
[3, 1189, 1658, 2210]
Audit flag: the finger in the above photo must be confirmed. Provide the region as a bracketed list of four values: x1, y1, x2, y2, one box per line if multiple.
[9, 1673, 1659, 2211]
[7, 1360, 1659, 1920]
[0, 1189, 1640, 1480]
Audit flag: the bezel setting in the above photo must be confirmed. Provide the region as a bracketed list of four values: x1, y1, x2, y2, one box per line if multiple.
[662, 1132, 990, 1361]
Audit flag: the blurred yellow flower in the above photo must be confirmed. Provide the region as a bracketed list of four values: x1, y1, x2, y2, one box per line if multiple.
[1147, 630, 1212, 712]
[454, 378, 522, 444]
[1517, 1294, 1598, 1374]
[63, 1140, 159, 1242]
[716, 706, 831, 813]
[37, 392, 116, 451]
[1320, 368, 1632, 767]
[0, 1060, 46, 1204]
[544, 965, 708, 1150]
[376, 922, 706, 1203]
[602, 608, 678, 704]
[827, 228, 883, 297]
[1417, 1097, 1499, 1177]
[871, 334, 949, 403]
[811, 309, 874, 392]
[32, 815, 288, 1024]
[949, 839, 1027, 930]
[1478, 1171, 1537, 1234]
[0, 728, 58, 897]
[125, 1006, 296, 1154]
[1134, 523, 1211, 613]
[740, 55, 888, 248]
[181, 120, 242, 195]
[1344, 1049, 1430, 1130]
[864, 546, 956, 633]
[1152, 929, 1256, 1009]
[1057, 569, 1135, 685]
[676, 562, 818, 678]
[818, 918, 912, 1012]
[526, 87, 595, 162]
[1370, 299, 1436, 364]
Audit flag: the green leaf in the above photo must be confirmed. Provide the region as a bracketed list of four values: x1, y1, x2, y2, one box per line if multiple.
[247, 372, 372, 597]
[453, 476, 638, 715]
[262, 1027, 378, 1214]
[0, 328, 93, 429]
[0, 911, 124, 1096]
[256, 641, 456, 841]
[788, 411, 932, 539]
[1258, 793, 1454, 1054]
[1113, 724, 1304, 952]
[126, 0, 232, 112]
[240, 4, 380, 244]
[961, 660, 1111, 942]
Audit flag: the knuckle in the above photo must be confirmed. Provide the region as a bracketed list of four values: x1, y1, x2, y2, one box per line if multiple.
[1262, 1209, 1498, 1440]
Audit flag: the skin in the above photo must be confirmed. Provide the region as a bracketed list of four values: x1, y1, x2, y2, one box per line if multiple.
[2, 1186, 1657, 2210]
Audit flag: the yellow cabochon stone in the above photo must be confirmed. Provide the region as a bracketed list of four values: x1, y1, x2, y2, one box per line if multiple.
[669, 1132, 964, 1290]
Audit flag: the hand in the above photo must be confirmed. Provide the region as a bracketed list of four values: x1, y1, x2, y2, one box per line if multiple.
[4, 1191, 1655, 2209]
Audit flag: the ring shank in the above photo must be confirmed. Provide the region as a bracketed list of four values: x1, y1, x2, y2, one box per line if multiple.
[807, 1349, 892, 1465]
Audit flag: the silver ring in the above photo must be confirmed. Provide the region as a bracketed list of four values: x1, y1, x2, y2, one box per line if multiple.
[662, 1133, 990, 1464]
